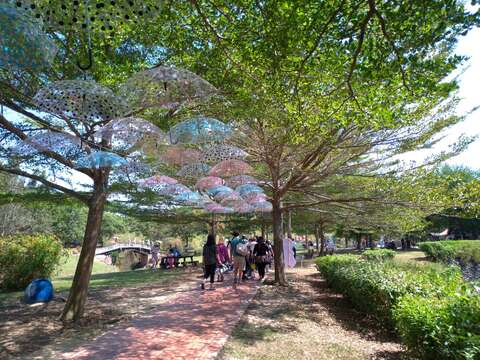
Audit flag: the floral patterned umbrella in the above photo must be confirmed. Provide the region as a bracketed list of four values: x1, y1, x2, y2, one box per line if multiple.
[200, 144, 247, 163]
[94, 117, 167, 151]
[15, 131, 85, 159]
[34, 80, 126, 124]
[176, 162, 211, 178]
[251, 201, 273, 213]
[219, 192, 243, 207]
[195, 176, 224, 191]
[138, 175, 178, 187]
[203, 202, 234, 214]
[209, 160, 253, 177]
[206, 185, 233, 197]
[155, 183, 191, 196]
[233, 202, 255, 214]
[168, 117, 232, 145]
[118, 66, 217, 111]
[0, 2, 57, 71]
[236, 184, 264, 196]
[75, 151, 127, 169]
[174, 191, 202, 204]
[225, 175, 259, 188]
[243, 192, 269, 204]
[159, 146, 201, 166]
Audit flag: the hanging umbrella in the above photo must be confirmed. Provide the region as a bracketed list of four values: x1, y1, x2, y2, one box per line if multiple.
[0, 2, 57, 71]
[14, 131, 85, 159]
[176, 162, 211, 178]
[209, 159, 253, 177]
[118, 66, 217, 111]
[236, 184, 264, 196]
[138, 175, 178, 187]
[243, 192, 269, 204]
[204, 202, 234, 214]
[219, 192, 243, 207]
[75, 151, 127, 169]
[12, 1, 161, 35]
[195, 176, 224, 191]
[159, 146, 201, 166]
[200, 144, 247, 163]
[34, 80, 126, 124]
[168, 117, 232, 145]
[155, 183, 191, 196]
[173, 191, 201, 204]
[206, 185, 233, 197]
[233, 202, 254, 214]
[251, 201, 273, 213]
[94, 117, 167, 151]
[225, 175, 259, 188]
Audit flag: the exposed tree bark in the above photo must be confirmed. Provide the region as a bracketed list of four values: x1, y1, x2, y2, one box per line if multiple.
[319, 221, 326, 255]
[287, 210, 292, 239]
[314, 223, 320, 253]
[272, 197, 287, 286]
[209, 214, 217, 239]
[60, 173, 108, 322]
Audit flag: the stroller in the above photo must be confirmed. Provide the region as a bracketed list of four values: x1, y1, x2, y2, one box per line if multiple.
[216, 263, 229, 282]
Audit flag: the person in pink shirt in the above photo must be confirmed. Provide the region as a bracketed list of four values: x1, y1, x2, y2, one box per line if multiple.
[216, 237, 230, 264]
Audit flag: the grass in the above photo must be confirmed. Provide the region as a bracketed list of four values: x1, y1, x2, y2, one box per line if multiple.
[0, 254, 182, 304]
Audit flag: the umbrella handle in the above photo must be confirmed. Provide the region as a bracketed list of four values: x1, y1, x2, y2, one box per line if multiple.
[77, 47, 93, 71]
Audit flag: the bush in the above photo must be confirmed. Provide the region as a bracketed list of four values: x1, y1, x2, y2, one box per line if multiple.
[0, 234, 63, 290]
[316, 255, 480, 358]
[362, 249, 396, 261]
[419, 240, 480, 263]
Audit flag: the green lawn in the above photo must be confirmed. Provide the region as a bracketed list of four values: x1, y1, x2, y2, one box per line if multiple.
[0, 254, 183, 304]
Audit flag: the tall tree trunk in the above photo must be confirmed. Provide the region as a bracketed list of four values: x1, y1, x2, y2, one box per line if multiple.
[272, 198, 287, 286]
[287, 210, 292, 239]
[314, 224, 320, 253]
[61, 176, 107, 322]
[261, 221, 266, 238]
[319, 222, 325, 256]
[209, 214, 217, 239]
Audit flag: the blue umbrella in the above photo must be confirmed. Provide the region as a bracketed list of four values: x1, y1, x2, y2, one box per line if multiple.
[206, 185, 233, 197]
[174, 191, 201, 204]
[176, 162, 211, 178]
[75, 151, 128, 169]
[236, 184, 264, 196]
[168, 116, 232, 144]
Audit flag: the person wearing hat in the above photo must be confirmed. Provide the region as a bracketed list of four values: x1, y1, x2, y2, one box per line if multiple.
[229, 231, 248, 289]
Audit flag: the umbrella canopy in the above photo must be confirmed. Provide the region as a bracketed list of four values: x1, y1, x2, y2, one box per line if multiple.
[207, 185, 233, 197]
[236, 184, 264, 196]
[176, 162, 211, 178]
[243, 192, 269, 204]
[195, 176, 224, 191]
[174, 191, 201, 204]
[219, 192, 243, 207]
[0, 2, 57, 71]
[209, 160, 253, 177]
[203, 202, 234, 214]
[159, 146, 201, 166]
[225, 175, 259, 188]
[155, 183, 191, 196]
[138, 175, 178, 187]
[15, 131, 85, 159]
[75, 151, 127, 169]
[34, 80, 126, 124]
[118, 66, 217, 110]
[233, 202, 254, 214]
[200, 144, 247, 163]
[94, 117, 167, 151]
[168, 117, 232, 145]
[251, 201, 273, 213]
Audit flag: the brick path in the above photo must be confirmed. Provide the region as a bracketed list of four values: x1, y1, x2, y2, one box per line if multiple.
[61, 278, 258, 360]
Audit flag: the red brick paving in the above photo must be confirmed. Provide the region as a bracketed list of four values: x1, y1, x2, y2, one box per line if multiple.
[61, 278, 258, 360]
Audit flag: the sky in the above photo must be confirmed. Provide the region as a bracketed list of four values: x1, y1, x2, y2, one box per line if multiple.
[402, 26, 480, 170]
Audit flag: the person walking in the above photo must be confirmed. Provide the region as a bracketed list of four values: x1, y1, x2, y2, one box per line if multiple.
[229, 231, 248, 289]
[151, 243, 160, 270]
[253, 236, 270, 282]
[202, 234, 219, 290]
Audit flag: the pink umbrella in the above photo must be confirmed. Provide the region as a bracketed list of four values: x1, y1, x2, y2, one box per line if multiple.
[219, 192, 243, 207]
[203, 202, 234, 214]
[209, 160, 253, 177]
[214, 191, 236, 202]
[243, 192, 268, 204]
[195, 176, 224, 191]
[233, 202, 254, 214]
[159, 146, 201, 166]
[138, 175, 178, 187]
[252, 201, 273, 213]
[225, 175, 258, 188]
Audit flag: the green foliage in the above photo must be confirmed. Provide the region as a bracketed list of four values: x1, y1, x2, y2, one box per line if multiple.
[0, 234, 63, 290]
[362, 249, 396, 261]
[419, 240, 480, 263]
[316, 255, 480, 358]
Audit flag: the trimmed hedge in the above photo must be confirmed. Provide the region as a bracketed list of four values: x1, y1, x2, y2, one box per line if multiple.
[316, 255, 480, 359]
[362, 249, 396, 261]
[0, 234, 63, 290]
[419, 240, 480, 263]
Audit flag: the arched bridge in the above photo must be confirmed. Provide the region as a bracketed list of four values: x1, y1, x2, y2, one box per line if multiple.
[95, 243, 151, 256]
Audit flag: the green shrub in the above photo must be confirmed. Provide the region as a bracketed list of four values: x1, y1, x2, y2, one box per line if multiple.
[316, 255, 479, 358]
[0, 234, 63, 290]
[419, 240, 480, 263]
[362, 249, 396, 261]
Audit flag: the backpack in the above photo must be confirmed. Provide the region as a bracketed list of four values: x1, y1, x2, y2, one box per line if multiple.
[236, 241, 249, 256]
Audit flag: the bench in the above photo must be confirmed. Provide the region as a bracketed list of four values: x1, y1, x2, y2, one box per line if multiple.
[160, 255, 198, 269]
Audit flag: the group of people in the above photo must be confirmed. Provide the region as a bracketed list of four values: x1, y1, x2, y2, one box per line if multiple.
[201, 231, 274, 290]
[150, 243, 182, 269]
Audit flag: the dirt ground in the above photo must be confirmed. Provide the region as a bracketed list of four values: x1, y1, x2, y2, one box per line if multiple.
[0, 268, 199, 360]
[219, 264, 409, 360]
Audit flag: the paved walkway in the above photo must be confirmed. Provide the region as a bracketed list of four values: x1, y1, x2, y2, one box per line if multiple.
[61, 278, 258, 360]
